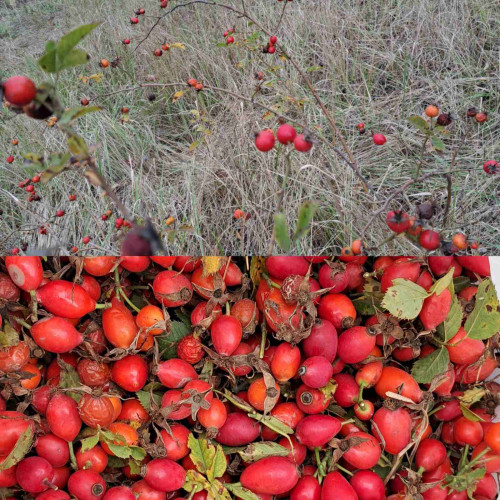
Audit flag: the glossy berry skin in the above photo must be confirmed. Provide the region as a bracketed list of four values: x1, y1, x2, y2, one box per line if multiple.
[299, 355, 333, 388]
[5, 256, 43, 291]
[216, 412, 261, 446]
[112, 355, 148, 392]
[46, 393, 82, 442]
[372, 133, 387, 145]
[415, 438, 447, 471]
[295, 415, 341, 448]
[102, 486, 135, 500]
[317, 293, 356, 331]
[144, 458, 186, 492]
[158, 424, 190, 461]
[375, 366, 423, 403]
[31, 316, 83, 353]
[322, 471, 358, 500]
[36, 280, 96, 318]
[302, 319, 338, 362]
[276, 123, 297, 145]
[240, 456, 299, 495]
[271, 342, 301, 382]
[290, 475, 321, 500]
[211, 315, 242, 355]
[446, 326, 484, 365]
[293, 133, 313, 152]
[16, 456, 54, 493]
[350, 470, 385, 500]
[153, 270, 193, 307]
[255, 129, 276, 152]
[296, 384, 331, 414]
[419, 229, 441, 250]
[453, 416, 483, 446]
[343, 432, 381, 469]
[157, 358, 198, 388]
[35, 433, 70, 468]
[419, 288, 452, 330]
[102, 298, 139, 349]
[3, 76, 37, 106]
[386, 210, 411, 233]
[75, 445, 108, 473]
[68, 469, 106, 500]
[337, 326, 376, 364]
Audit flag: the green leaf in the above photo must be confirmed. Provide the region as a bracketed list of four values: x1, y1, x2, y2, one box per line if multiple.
[238, 442, 290, 463]
[129, 446, 147, 461]
[22, 153, 44, 165]
[57, 357, 82, 402]
[208, 444, 227, 482]
[431, 136, 445, 151]
[445, 467, 485, 493]
[273, 213, 291, 252]
[188, 434, 216, 476]
[59, 106, 102, 125]
[249, 414, 294, 436]
[41, 152, 71, 183]
[38, 41, 57, 72]
[460, 405, 484, 422]
[58, 48, 91, 71]
[67, 136, 89, 157]
[157, 320, 190, 359]
[106, 456, 127, 468]
[411, 346, 449, 383]
[0, 322, 20, 347]
[430, 268, 454, 296]
[293, 201, 316, 241]
[106, 443, 132, 459]
[352, 295, 378, 315]
[437, 295, 463, 342]
[408, 116, 429, 132]
[225, 482, 260, 500]
[56, 23, 100, 69]
[465, 279, 500, 340]
[0, 425, 33, 470]
[136, 390, 162, 411]
[381, 279, 429, 319]
[80, 434, 100, 452]
[453, 276, 471, 293]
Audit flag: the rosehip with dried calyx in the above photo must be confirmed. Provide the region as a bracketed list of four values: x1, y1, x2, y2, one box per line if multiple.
[483, 160, 498, 175]
[294, 133, 313, 152]
[475, 112, 488, 123]
[99, 59, 109, 68]
[386, 210, 411, 233]
[154, 49, 163, 56]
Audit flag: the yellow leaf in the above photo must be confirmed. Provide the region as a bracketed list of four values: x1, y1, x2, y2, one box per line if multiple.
[169, 42, 186, 50]
[250, 257, 266, 289]
[201, 257, 224, 277]
[189, 140, 201, 151]
[172, 90, 184, 102]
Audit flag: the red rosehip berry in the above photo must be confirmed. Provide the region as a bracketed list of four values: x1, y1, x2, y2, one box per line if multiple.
[123, 38, 131, 45]
[6, 156, 14, 163]
[268, 45, 276, 54]
[255, 129, 276, 152]
[68, 194, 76, 201]
[2, 76, 37, 107]
[130, 17, 139, 24]
[277, 123, 297, 145]
[56, 210, 65, 217]
[293, 133, 313, 152]
[270, 35, 277, 44]
[483, 160, 498, 175]
[386, 210, 411, 233]
[82, 236, 91, 244]
[372, 133, 387, 145]
[419, 229, 441, 251]
[226, 36, 234, 45]
[154, 49, 163, 57]
[80, 98, 89, 106]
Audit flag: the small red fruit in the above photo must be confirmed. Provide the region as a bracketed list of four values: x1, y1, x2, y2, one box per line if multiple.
[372, 133, 386, 145]
[419, 229, 441, 250]
[276, 123, 297, 145]
[293, 133, 313, 152]
[154, 49, 163, 56]
[130, 17, 139, 24]
[483, 160, 498, 174]
[6, 156, 14, 163]
[226, 36, 234, 44]
[386, 210, 411, 233]
[2, 76, 37, 106]
[270, 35, 277, 44]
[255, 129, 276, 152]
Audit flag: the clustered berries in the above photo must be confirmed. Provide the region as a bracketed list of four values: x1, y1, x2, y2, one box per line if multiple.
[187, 78, 204, 91]
[385, 209, 479, 253]
[255, 124, 313, 153]
[0, 255, 498, 499]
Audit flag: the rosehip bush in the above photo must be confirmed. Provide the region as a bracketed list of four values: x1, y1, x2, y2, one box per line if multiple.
[0, 255, 498, 498]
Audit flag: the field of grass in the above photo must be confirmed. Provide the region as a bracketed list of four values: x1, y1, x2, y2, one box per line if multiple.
[0, 0, 499, 255]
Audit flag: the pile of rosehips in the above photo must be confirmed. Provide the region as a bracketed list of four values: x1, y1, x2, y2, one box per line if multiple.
[0, 255, 498, 500]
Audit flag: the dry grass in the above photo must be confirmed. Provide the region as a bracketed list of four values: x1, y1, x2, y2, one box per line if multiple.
[0, 0, 499, 255]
